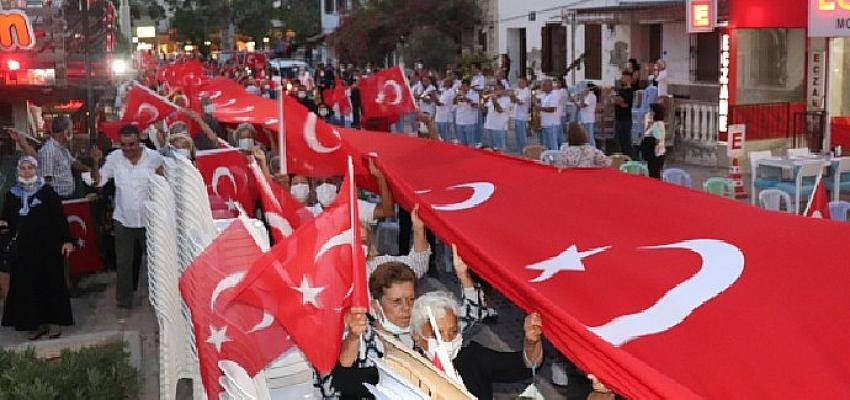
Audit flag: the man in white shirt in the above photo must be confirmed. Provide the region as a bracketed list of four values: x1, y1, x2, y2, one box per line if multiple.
[470, 63, 487, 146]
[511, 77, 531, 153]
[91, 125, 164, 310]
[454, 79, 480, 146]
[535, 79, 561, 150]
[435, 78, 456, 142]
[417, 76, 438, 117]
[484, 83, 513, 150]
[578, 83, 599, 148]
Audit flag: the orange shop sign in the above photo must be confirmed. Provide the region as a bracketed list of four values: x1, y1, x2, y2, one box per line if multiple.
[0, 10, 35, 51]
[687, 0, 716, 33]
[810, 0, 850, 36]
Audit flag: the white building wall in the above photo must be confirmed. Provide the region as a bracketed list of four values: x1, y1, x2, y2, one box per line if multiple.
[662, 22, 689, 86]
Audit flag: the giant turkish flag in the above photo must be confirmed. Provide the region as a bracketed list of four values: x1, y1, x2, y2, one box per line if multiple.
[340, 130, 850, 399]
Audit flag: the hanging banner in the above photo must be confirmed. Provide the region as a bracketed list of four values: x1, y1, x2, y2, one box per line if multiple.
[809, 0, 850, 37]
[687, 0, 717, 33]
[807, 51, 825, 110]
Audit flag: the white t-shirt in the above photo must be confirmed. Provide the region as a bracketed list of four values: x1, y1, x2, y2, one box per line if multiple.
[434, 89, 455, 124]
[556, 88, 569, 117]
[656, 69, 668, 96]
[538, 91, 560, 127]
[579, 92, 597, 124]
[512, 87, 531, 121]
[471, 74, 487, 92]
[418, 84, 437, 116]
[484, 96, 513, 131]
[455, 91, 480, 126]
[98, 147, 164, 228]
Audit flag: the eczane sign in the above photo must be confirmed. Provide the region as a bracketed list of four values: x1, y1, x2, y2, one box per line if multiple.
[809, 0, 850, 37]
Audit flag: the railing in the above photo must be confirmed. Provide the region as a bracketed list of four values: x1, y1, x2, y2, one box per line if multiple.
[674, 100, 720, 165]
[728, 102, 806, 141]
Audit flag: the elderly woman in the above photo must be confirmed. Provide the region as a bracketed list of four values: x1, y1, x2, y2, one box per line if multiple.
[1, 156, 75, 340]
[561, 122, 611, 167]
[410, 291, 543, 400]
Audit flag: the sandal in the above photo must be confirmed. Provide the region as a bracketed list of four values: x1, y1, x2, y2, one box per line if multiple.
[27, 327, 48, 341]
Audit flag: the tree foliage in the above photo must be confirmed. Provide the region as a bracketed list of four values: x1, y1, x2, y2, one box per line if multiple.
[331, 0, 480, 66]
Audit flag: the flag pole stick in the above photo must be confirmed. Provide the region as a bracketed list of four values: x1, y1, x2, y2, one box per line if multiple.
[348, 156, 368, 360]
[803, 172, 824, 216]
[278, 85, 287, 175]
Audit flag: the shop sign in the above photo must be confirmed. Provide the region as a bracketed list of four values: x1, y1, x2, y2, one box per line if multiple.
[810, 0, 850, 37]
[0, 10, 35, 50]
[687, 0, 716, 33]
[808, 51, 825, 110]
[727, 124, 746, 158]
[718, 33, 730, 133]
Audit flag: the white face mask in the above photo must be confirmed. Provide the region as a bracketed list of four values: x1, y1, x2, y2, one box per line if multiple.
[315, 183, 337, 207]
[17, 175, 37, 185]
[426, 334, 463, 362]
[290, 183, 310, 202]
[297, 91, 307, 99]
[173, 148, 191, 159]
[238, 138, 254, 150]
[203, 104, 215, 114]
[375, 301, 409, 336]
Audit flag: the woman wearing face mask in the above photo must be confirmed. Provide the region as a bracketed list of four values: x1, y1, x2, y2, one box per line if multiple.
[0, 156, 75, 340]
[410, 291, 543, 400]
[333, 246, 487, 397]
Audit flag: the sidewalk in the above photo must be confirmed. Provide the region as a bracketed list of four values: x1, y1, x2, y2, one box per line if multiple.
[0, 271, 161, 400]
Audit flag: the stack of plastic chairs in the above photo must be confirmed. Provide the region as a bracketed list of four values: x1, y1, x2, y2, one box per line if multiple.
[748, 150, 779, 205]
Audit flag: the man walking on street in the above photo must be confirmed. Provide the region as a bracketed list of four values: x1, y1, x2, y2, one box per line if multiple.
[90, 125, 164, 311]
[614, 70, 635, 157]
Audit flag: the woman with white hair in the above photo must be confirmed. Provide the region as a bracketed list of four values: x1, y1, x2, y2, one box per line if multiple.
[410, 290, 544, 400]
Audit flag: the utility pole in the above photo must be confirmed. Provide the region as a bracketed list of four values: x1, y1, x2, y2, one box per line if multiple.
[82, 0, 95, 142]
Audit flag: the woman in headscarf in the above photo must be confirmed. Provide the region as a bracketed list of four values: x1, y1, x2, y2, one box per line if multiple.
[0, 156, 75, 340]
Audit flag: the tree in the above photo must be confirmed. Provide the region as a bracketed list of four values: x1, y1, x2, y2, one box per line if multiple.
[331, 0, 480, 66]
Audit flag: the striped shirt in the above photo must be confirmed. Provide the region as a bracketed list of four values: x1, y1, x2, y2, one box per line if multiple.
[37, 138, 75, 197]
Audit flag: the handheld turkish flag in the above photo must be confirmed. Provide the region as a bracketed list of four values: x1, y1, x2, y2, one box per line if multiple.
[101, 83, 179, 141]
[179, 218, 293, 398]
[248, 161, 314, 242]
[158, 59, 205, 90]
[359, 65, 416, 118]
[225, 157, 368, 374]
[62, 199, 101, 275]
[195, 148, 258, 218]
[804, 175, 832, 219]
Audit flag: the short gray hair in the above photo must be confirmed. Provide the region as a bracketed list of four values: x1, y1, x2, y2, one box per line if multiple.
[411, 291, 459, 337]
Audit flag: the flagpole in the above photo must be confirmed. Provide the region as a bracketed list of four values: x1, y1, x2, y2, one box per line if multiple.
[278, 85, 287, 175]
[348, 155, 368, 360]
[803, 172, 824, 216]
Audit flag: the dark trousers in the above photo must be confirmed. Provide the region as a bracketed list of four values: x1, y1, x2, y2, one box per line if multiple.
[114, 221, 146, 308]
[615, 120, 633, 158]
[648, 155, 666, 179]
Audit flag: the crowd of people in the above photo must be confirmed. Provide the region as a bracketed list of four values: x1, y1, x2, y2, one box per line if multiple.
[0, 52, 651, 398]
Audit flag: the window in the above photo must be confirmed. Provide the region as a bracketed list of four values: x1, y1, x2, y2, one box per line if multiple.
[735, 28, 805, 104]
[584, 24, 602, 80]
[690, 31, 719, 82]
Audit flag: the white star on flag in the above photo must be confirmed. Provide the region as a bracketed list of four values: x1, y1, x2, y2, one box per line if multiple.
[206, 324, 232, 352]
[526, 244, 611, 283]
[291, 276, 325, 308]
[225, 198, 239, 211]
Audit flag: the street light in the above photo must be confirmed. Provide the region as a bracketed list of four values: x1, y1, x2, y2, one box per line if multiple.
[110, 59, 127, 74]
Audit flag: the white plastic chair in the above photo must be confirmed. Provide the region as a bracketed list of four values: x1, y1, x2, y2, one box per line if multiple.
[775, 161, 823, 214]
[758, 189, 794, 213]
[662, 168, 693, 187]
[748, 150, 778, 205]
[827, 157, 850, 202]
[829, 200, 850, 222]
[786, 147, 810, 158]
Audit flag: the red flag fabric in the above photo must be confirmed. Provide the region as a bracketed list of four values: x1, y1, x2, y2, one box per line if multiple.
[62, 199, 101, 275]
[327, 77, 351, 116]
[248, 162, 314, 242]
[195, 148, 258, 218]
[101, 83, 179, 141]
[225, 166, 368, 374]
[804, 176, 832, 219]
[158, 59, 205, 90]
[340, 130, 850, 399]
[358, 66, 416, 118]
[179, 219, 293, 398]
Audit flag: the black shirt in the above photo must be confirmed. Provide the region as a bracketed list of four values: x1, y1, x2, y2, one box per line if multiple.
[453, 341, 534, 400]
[614, 86, 634, 122]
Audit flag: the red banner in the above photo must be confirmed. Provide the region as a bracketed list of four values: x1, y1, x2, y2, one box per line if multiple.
[62, 199, 101, 275]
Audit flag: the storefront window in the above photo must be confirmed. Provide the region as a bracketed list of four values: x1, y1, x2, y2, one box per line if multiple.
[735, 28, 805, 105]
[829, 38, 850, 117]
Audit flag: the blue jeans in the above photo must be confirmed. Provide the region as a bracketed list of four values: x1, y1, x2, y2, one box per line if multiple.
[394, 112, 415, 133]
[488, 129, 507, 150]
[541, 125, 560, 150]
[583, 122, 596, 148]
[475, 111, 484, 145]
[437, 122, 452, 142]
[514, 119, 528, 153]
[457, 124, 476, 146]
